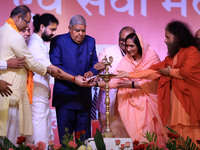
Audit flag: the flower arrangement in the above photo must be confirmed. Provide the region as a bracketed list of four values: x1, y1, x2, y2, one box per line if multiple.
[48, 128, 93, 150]
[0, 136, 47, 150]
[0, 128, 93, 150]
[115, 139, 131, 150]
[1, 126, 199, 150]
[132, 126, 200, 150]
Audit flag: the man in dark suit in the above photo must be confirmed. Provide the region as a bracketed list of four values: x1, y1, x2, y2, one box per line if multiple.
[50, 15, 99, 142]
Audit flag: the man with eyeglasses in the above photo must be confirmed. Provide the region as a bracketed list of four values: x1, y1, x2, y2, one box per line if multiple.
[0, 5, 61, 144]
[94, 26, 135, 137]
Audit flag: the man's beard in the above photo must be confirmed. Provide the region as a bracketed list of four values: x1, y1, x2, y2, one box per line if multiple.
[42, 31, 53, 42]
[167, 40, 181, 58]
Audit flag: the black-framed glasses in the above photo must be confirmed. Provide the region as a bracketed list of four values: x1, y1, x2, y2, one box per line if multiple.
[21, 18, 30, 25]
[119, 38, 126, 42]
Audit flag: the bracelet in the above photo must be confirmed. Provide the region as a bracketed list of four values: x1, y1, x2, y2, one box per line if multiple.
[132, 81, 135, 88]
[72, 76, 75, 82]
[94, 81, 98, 87]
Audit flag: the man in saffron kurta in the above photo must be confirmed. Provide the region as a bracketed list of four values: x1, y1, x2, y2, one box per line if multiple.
[117, 21, 200, 144]
[0, 5, 60, 144]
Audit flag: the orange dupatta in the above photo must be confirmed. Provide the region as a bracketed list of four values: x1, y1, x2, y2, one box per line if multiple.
[6, 18, 33, 104]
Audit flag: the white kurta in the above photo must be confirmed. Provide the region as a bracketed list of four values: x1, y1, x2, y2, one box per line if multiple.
[26, 33, 54, 145]
[0, 23, 47, 143]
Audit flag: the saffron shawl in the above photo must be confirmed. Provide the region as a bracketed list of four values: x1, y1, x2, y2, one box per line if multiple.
[6, 18, 33, 104]
[150, 46, 200, 125]
[109, 35, 166, 142]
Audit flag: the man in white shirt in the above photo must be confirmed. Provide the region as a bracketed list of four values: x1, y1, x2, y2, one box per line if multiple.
[27, 13, 87, 147]
[26, 13, 58, 147]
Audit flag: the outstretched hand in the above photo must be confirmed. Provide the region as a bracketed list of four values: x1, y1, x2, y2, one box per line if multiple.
[47, 65, 61, 78]
[84, 71, 93, 78]
[74, 75, 87, 87]
[73, 75, 96, 87]
[94, 62, 105, 71]
[116, 80, 132, 88]
[0, 80, 13, 97]
[115, 70, 129, 78]
[158, 66, 171, 76]
[7, 57, 26, 69]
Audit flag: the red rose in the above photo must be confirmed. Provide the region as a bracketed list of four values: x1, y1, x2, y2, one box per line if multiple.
[196, 140, 200, 144]
[75, 131, 81, 139]
[133, 140, 139, 146]
[167, 133, 173, 139]
[133, 145, 140, 150]
[121, 144, 125, 149]
[139, 143, 147, 150]
[17, 136, 26, 145]
[81, 130, 86, 135]
[167, 132, 179, 139]
[115, 139, 121, 145]
[173, 134, 179, 139]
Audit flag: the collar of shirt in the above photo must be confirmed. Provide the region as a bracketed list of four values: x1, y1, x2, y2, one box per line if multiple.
[120, 49, 125, 57]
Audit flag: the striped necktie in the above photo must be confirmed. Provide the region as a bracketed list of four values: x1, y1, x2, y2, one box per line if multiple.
[91, 87, 98, 120]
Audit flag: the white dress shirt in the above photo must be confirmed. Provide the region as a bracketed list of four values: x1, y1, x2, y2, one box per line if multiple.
[28, 33, 51, 89]
[0, 61, 7, 69]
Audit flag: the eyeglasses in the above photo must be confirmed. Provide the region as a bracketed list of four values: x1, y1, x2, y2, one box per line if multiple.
[21, 18, 30, 25]
[119, 38, 126, 42]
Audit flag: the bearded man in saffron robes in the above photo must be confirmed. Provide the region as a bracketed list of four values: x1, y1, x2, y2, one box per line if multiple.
[117, 21, 200, 145]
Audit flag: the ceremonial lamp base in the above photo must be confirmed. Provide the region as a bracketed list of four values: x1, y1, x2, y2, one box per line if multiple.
[98, 56, 115, 138]
[99, 74, 115, 138]
[102, 130, 114, 138]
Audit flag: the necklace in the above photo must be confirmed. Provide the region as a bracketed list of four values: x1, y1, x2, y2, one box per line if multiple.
[134, 56, 142, 62]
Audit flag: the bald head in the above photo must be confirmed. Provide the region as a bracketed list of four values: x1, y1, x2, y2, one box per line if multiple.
[118, 26, 135, 52]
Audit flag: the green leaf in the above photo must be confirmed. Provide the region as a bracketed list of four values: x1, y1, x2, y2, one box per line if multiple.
[94, 128, 106, 150]
[146, 145, 151, 150]
[154, 132, 157, 143]
[0, 137, 17, 150]
[164, 126, 179, 135]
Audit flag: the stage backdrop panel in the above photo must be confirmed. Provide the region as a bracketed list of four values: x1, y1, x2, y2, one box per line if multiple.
[1, 0, 200, 145]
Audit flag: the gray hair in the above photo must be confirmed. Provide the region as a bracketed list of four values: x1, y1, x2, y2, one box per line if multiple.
[10, 5, 31, 18]
[69, 15, 87, 27]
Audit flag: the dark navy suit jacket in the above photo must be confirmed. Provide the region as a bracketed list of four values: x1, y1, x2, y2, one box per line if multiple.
[49, 33, 99, 110]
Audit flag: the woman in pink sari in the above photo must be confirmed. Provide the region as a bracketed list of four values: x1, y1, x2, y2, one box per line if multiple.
[96, 33, 167, 144]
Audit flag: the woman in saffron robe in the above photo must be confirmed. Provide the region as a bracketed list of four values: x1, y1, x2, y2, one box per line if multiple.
[95, 33, 167, 144]
[116, 21, 200, 145]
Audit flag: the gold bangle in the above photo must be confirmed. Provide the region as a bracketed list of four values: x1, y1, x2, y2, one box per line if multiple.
[72, 76, 75, 82]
